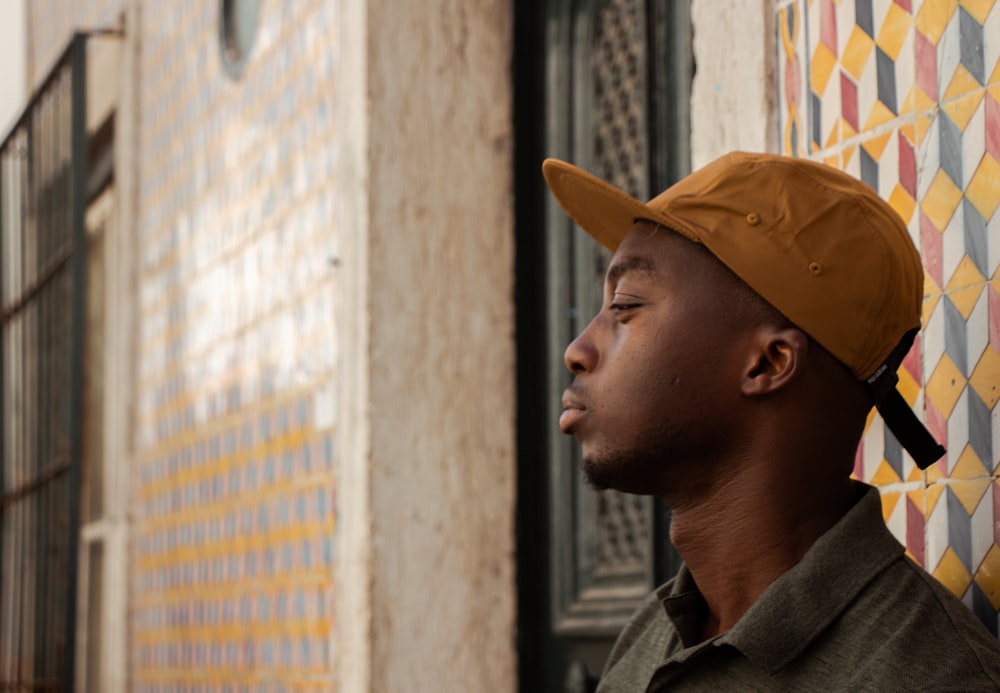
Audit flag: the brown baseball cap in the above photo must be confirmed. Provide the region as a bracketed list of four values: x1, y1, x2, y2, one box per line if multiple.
[542, 151, 945, 469]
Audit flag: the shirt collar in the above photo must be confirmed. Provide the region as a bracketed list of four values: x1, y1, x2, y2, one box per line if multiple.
[659, 483, 904, 673]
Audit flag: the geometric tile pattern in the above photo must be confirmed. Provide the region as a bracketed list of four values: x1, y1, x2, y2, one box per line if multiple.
[128, 2, 342, 691]
[779, 0, 1000, 637]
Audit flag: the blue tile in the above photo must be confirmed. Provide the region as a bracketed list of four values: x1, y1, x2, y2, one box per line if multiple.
[856, 0, 874, 38]
[876, 47, 897, 115]
[940, 110, 964, 188]
[947, 486, 973, 572]
[969, 387, 993, 471]
[959, 6, 986, 86]
[963, 197, 989, 278]
[861, 147, 879, 192]
[944, 296, 969, 376]
[884, 428, 903, 478]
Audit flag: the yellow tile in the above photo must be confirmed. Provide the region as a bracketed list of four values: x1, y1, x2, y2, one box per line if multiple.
[970, 346, 1000, 408]
[948, 255, 988, 291]
[863, 406, 877, 434]
[901, 86, 922, 115]
[945, 63, 983, 101]
[908, 460, 926, 482]
[975, 544, 1000, 609]
[873, 458, 904, 486]
[943, 88, 985, 131]
[952, 447, 990, 482]
[916, 0, 959, 45]
[960, 0, 996, 24]
[921, 168, 964, 230]
[811, 43, 838, 96]
[926, 478, 947, 512]
[917, 112, 934, 144]
[933, 546, 973, 596]
[864, 101, 897, 132]
[966, 153, 1000, 220]
[881, 490, 901, 521]
[862, 130, 893, 159]
[824, 154, 839, 168]
[897, 361, 921, 406]
[925, 272, 943, 297]
[923, 293, 939, 326]
[948, 284, 986, 320]
[877, 2, 914, 60]
[842, 120, 858, 141]
[926, 353, 967, 418]
[842, 25, 875, 80]
[888, 183, 917, 223]
[825, 120, 841, 149]
[907, 487, 927, 510]
[842, 145, 857, 169]
[990, 59, 1000, 88]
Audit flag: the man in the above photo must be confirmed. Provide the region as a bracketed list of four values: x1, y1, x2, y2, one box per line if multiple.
[543, 152, 1000, 691]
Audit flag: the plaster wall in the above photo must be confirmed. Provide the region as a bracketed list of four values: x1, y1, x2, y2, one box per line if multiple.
[364, 0, 517, 690]
[690, 0, 777, 167]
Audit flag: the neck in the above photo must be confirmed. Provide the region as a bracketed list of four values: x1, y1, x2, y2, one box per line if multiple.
[667, 463, 856, 641]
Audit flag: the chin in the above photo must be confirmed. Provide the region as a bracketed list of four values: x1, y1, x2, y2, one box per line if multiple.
[581, 452, 653, 495]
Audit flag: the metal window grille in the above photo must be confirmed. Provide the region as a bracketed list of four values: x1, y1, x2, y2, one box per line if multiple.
[0, 34, 88, 693]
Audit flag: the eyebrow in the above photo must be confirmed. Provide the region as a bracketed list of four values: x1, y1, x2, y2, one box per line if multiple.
[606, 255, 658, 284]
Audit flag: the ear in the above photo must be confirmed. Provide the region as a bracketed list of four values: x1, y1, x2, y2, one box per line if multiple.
[740, 327, 808, 397]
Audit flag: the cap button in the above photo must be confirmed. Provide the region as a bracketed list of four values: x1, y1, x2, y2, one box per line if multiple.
[809, 262, 822, 275]
[746, 212, 761, 226]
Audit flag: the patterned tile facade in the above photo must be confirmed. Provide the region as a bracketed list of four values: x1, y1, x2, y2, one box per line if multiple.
[28, 0, 344, 690]
[132, 1, 341, 690]
[779, 0, 1000, 635]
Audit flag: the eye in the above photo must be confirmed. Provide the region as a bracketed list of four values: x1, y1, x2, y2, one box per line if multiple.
[608, 301, 639, 313]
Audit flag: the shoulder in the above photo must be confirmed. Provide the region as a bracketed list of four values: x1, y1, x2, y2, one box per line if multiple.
[599, 581, 680, 688]
[824, 554, 1000, 689]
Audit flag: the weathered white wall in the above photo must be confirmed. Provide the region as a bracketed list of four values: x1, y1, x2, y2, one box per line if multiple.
[0, 0, 25, 132]
[364, 0, 517, 690]
[690, 0, 776, 166]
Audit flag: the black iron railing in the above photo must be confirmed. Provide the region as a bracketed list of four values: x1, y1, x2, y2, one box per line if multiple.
[0, 33, 87, 693]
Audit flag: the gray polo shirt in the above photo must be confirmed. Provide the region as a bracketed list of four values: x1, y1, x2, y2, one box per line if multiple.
[598, 485, 1000, 692]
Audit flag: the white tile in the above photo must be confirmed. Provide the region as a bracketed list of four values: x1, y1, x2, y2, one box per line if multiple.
[970, 484, 995, 571]
[983, 2, 1000, 87]
[937, 11, 962, 101]
[968, 288, 991, 368]
[963, 98, 988, 187]
[948, 389, 972, 474]
[886, 491, 908, 544]
[942, 200, 967, 282]
[926, 487, 951, 570]
[863, 415, 887, 482]
[922, 293, 947, 372]
[917, 110, 941, 198]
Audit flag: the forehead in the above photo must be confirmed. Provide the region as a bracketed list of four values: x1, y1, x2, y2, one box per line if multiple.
[607, 222, 715, 283]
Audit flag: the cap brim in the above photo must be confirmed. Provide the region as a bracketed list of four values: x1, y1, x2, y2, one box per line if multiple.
[542, 159, 692, 251]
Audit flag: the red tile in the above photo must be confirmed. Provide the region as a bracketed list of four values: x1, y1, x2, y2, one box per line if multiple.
[907, 495, 926, 566]
[894, 0, 912, 13]
[854, 441, 864, 479]
[841, 71, 859, 132]
[899, 132, 917, 197]
[820, 0, 838, 53]
[986, 93, 1000, 163]
[915, 29, 937, 101]
[920, 210, 943, 287]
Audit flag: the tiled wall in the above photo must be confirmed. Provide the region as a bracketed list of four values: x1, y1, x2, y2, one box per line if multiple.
[778, 0, 1000, 634]
[131, 1, 341, 690]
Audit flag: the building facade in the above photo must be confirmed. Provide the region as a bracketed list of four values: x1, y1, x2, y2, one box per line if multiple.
[0, 0, 997, 691]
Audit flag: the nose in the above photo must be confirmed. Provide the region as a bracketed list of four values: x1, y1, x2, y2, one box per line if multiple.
[564, 318, 598, 374]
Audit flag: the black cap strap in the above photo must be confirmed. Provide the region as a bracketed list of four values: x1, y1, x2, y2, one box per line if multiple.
[865, 328, 946, 470]
[875, 388, 947, 469]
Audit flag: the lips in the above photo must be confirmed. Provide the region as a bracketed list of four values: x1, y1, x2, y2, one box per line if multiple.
[560, 390, 586, 433]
